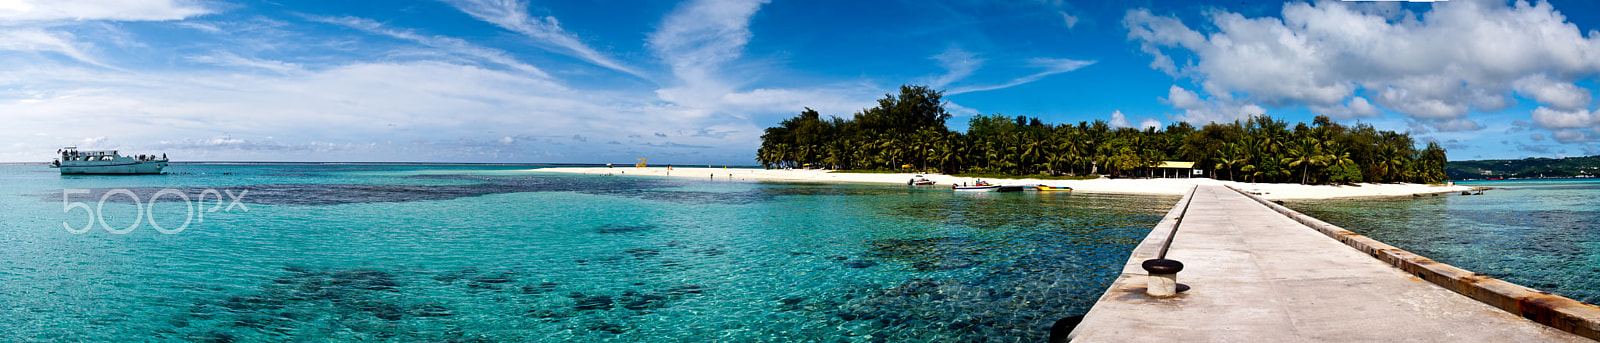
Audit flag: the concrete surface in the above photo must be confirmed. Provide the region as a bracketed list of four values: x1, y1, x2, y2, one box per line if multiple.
[1068, 185, 1589, 342]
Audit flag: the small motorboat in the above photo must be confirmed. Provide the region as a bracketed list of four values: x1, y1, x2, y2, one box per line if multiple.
[907, 175, 936, 186]
[952, 185, 1000, 192]
[1036, 186, 1073, 192]
[953, 179, 996, 191]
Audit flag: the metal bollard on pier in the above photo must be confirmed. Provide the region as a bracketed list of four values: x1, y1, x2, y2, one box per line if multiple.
[1143, 186, 1196, 298]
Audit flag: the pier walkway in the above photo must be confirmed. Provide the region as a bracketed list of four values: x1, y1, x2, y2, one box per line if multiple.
[1069, 185, 1589, 342]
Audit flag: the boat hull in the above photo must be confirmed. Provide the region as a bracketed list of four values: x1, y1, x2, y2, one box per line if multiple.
[1036, 186, 1073, 191]
[58, 161, 167, 174]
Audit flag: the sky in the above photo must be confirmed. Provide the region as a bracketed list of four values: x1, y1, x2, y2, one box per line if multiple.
[2, 0, 1599, 164]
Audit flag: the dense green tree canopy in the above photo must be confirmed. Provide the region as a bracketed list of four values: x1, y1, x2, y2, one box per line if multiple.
[758, 84, 1449, 184]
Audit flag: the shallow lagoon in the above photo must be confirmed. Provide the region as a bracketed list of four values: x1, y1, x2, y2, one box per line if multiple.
[0, 164, 1175, 342]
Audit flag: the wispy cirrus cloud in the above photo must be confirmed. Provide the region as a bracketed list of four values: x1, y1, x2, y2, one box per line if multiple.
[648, 0, 768, 96]
[307, 15, 550, 78]
[946, 57, 1095, 95]
[0, 0, 209, 69]
[928, 45, 981, 89]
[187, 51, 301, 74]
[440, 0, 644, 79]
[0, 0, 210, 22]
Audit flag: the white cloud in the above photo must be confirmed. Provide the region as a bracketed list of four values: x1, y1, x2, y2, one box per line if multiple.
[1514, 74, 1592, 111]
[947, 57, 1093, 95]
[309, 15, 549, 78]
[187, 52, 301, 74]
[928, 45, 981, 88]
[641, 0, 876, 121]
[0, 59, 778, 162]
[1311, 96, 1381, 119]
[0, 27, 106, 67]
[1108, 110, 1160, 130]
[1161, 85, 1265, 124]
[441, 0, 644, 79]
[1059, 11, 1078, 29]
[648, 0, 768, 95]
[942, 100, 980, 117]
[0, 0, 210, 70]
[1552, 129, 1596, 143]
[0, 0, 209, 22]
[1530, 107, 1598, 129]
[1124, 0, 1600, 133]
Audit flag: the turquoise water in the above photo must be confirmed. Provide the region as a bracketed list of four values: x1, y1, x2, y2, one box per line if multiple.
[0, 164, 1176, 342]
[1284, 179, 1600, 304]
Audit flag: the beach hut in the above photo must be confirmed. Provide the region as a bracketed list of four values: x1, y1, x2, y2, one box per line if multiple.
[1151, 161, 1199, 179]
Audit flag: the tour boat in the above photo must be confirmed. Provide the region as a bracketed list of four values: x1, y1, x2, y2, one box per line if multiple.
[1036, 186, 1073, 192]
[50, 147, 167, 174]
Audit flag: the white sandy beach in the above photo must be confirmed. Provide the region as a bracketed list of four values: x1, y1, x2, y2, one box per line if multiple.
[532, 166, 1473, 200]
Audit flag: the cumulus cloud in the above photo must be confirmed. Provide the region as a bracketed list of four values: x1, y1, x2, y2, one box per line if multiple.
[1310, 96, 1381, 119]
[1552, 129, 1597, 143]
[1531, 107, 1599, 129]
[1124, 0, 1600, 134]
[1161, 85, 1265, 124]
[1109, 110, 1161, 130]
[1514, 74, 1592, 111]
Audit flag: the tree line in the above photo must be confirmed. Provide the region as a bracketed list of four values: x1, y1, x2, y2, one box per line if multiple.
[757, 85, 1448, 184]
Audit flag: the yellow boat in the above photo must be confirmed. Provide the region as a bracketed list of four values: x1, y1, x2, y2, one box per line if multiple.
[1035, 186, 1073, 191]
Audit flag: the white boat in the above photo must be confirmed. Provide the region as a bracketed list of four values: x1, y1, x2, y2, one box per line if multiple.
[952, 185, 999, 192]
[953, 180, 999, 192]
[50, 147, 167, 174]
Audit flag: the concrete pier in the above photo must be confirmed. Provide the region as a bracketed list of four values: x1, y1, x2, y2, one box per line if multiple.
[1069, 185, 1590, 342]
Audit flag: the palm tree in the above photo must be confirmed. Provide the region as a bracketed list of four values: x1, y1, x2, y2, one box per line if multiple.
[1215, 142, 1245, 181]
[1283, 136, 1325, 184]
[1324, 142, 1357, 183]
[1374, 146, 1405, 182]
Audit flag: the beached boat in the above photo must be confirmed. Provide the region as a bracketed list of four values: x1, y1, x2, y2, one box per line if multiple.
[907, 175, 936, 186]
[50, 147, 167, 174]
[1036, 186, 1073, 192]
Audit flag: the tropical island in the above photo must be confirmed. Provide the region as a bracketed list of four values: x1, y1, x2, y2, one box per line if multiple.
[537, 85, 1469, 199]
[756, 85, 1449, 185]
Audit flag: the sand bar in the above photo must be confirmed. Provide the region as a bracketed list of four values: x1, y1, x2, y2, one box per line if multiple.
[531, 167, 1472, 200]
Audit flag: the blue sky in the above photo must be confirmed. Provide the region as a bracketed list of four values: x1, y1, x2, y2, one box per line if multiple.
[3, 0, 1599, 163]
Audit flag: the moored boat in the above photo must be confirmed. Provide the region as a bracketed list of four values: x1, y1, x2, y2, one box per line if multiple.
[952, 185, 1000, 192]
[1036, 186, 1073, 191]
[907, 175, 936, 186]
[50, 147, 168, 175]
[953, 179, 998, 191]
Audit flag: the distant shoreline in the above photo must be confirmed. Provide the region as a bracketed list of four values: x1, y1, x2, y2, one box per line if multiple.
[533, 166, 1475, 200]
